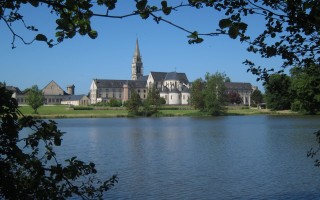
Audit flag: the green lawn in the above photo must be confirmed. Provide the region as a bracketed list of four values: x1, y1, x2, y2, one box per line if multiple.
[18, 105, 129, 118]
[18, 105, 299, 118]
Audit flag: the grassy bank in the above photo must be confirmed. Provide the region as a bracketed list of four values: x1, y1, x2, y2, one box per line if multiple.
[18, 105, 300, 118]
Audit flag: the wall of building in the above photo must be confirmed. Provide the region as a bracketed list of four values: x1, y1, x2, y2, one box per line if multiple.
[181, 92, 190, 105]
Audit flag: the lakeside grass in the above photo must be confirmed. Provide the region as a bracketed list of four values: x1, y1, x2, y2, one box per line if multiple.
[18, 105, 300, 118]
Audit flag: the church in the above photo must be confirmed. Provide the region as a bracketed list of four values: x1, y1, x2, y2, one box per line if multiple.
[89, 40, 191, 105]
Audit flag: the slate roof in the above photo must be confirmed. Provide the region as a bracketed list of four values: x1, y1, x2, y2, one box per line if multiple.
[63, 95, 87, 101]
[151, 71, 189, 84]
[150, 72, 167, 82]
[181, 85, 190, 93]
[225, 82, 252, 90]
[94, 79, 147, 88]
[138, 75, 148, 81]
[160, 86, 170, 93]
[6, 86, 22, 94]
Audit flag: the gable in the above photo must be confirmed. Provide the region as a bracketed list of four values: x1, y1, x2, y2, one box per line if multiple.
[42, 80, 66, 95]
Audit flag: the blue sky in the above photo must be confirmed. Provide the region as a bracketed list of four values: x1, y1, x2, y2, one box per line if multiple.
[1, 1, 283, 94]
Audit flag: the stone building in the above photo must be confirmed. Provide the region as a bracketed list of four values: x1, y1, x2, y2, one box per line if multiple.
[61, 95, 90, 106]
[225, 82, 255, 106]
[89, 39, 191, 105]
[7, 80, 90, 106]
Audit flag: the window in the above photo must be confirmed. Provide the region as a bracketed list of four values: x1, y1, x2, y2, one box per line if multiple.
[138, 90, 140, 93]
[144, 90, 146, 93]
[119, 93, 121, 98]
[144, 95, 146, 98]
[171, 95, 172, 100]
[183, 95, 185, 100]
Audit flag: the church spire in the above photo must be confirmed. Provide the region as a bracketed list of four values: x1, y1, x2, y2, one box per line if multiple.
[134, 38, 141, 59]
[131, 38, 143, 80]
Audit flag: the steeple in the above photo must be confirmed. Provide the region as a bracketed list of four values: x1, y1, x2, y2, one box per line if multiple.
[131, 38, 143, 80]
[134, 39, 141, 59]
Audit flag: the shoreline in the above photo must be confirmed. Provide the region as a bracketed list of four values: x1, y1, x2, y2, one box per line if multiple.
[18, 105, 303, 119]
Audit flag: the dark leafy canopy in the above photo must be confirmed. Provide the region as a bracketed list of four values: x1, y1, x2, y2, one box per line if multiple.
[0, 86, 117, 199]
[250, 89, 263, 106]
[2, 1, 319, 74]
[190, 78, 205, 111]
[190, 72, 227, 115]
[25, 85, 44, 114]
[142, 86, 161, 116]
[264, 74, 292, 110]
[227, 91, 241, 105]
[126, 89, 142, 115]
[290, 64, 320, 114]
[204, 72, 228, 116]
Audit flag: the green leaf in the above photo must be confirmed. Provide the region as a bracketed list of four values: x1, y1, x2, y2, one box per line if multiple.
[161, 1, 172, 16]
[88, 30, 98, 39]
[29, 0, 39, 7]
[187, 31, 198, 39]
[140, 12, 149, 19]
[161, 1, 167, 8]
[237, 22, 248, 31]
[35, 34, 48, 42]
[136, 0, 147, 10]
[219, 19, 232, 29]
[228, 26, 239, 39]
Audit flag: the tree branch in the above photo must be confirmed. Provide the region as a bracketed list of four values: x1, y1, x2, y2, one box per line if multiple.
[1, 16, 35, 48]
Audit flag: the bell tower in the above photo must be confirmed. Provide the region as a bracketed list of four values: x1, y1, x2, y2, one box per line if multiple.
[131, 39, 143, 80]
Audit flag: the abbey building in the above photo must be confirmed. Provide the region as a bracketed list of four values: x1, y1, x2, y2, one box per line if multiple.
[89, 39, 191, 105]
[6, 39, 256, 107]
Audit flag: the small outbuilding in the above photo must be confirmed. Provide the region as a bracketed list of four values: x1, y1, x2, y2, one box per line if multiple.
[61, 95, 90, 106]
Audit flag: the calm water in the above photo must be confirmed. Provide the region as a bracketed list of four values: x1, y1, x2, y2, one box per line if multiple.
[50, 116, 320, 199]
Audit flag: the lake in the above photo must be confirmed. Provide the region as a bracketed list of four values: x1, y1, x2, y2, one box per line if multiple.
[51, 116, 320, 199]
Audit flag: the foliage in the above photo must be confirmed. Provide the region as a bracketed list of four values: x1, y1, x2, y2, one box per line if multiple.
[224, 76, 231, 83]
[290, 64, 320, 114]
[251, 89, 263, 106]
[73, 106, 94, 110]
[203, 72, 228, 116]
[0, 86, 117, 199]
[142, 86, 161, 116]
[160, 97, 166, 105]
[126, 89, 142, 115]
[25, 85, 45, 114]
[108, 98, 122, 107]
[264, 74, 292, 110]
[227, 91, 241, 105]
[190, 78, 205, 111]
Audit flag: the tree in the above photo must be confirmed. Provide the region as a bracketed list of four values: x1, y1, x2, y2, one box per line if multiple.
[290, 64, 320, 114]
[108, 98, 122, 107]
[227, 91, 241, 105]
[190, 78, 205, 111]
[251, 89, 263, 107]
[264, 74, 292, 110]
[25, 85, 45, 114]
[0, 85, 117, 199]
[204, 72, 228, 116]
[126, 89, 142, 115]
[224, 76, 231, 83]
[142, 86, 161, 116]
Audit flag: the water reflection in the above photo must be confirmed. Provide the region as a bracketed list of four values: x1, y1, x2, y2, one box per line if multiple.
[51, 116, 320, 199]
